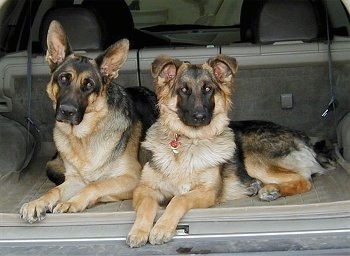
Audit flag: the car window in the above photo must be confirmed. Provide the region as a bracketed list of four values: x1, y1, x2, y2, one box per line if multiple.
[1, 0, 350, 55]
[127, 0, 242, 28]
[126, 0, 350, 47]
[126, 0, 243, 46]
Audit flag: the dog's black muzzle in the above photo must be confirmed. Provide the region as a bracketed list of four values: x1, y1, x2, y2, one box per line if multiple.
[180, 108, 212, 127]
[55, 102, 84, 125]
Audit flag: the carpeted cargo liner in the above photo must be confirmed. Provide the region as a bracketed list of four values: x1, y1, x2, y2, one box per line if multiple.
[2, 153, 349, 215]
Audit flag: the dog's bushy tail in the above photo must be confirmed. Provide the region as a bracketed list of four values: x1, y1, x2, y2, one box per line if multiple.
[46, 152, 65, 185]
[312, 139, 336, 171]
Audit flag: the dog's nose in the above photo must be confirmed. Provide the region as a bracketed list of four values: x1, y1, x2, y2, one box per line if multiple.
[59, 104, 78, 117]
[56, 101, 84, 125]
[193, 112, 206, 122]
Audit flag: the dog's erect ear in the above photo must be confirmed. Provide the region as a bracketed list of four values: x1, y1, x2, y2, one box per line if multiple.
[207, 55, 237, 89]
[151, 55, 183, 87]
[46, 20, 73, 72]
[95, 39, 129, 83]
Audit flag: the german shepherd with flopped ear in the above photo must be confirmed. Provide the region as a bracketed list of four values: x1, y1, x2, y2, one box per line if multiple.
[126, 54, 332, 247]
[20, 20, 158, 223]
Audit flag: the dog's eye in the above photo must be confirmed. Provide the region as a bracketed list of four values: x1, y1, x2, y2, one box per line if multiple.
[180, 86, 190, 95]
[82, 78, 95, 91]
[203, 86, 212, 93]
[58, 73, 71, 85]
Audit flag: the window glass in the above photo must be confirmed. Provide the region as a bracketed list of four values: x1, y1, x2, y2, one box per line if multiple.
[126, 0, 243, 46]
[126, 0, 243, 28]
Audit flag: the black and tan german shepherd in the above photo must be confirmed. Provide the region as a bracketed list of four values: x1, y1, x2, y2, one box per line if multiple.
[20, 20, 158, 223]
[126, 54, 333, 247]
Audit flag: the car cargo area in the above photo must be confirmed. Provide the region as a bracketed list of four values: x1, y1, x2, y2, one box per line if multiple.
[1, 51, 350, 253]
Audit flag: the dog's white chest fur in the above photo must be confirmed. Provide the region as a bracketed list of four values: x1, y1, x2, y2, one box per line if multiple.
[143, 122, 236, 176]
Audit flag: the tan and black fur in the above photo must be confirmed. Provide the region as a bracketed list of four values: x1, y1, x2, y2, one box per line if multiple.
[20, 20, 158, 223]
[126, 55, 332, 247]
[229, 120, 332, 200]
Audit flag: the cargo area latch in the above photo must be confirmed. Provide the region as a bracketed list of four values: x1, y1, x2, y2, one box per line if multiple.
[176, 225, 189, 236]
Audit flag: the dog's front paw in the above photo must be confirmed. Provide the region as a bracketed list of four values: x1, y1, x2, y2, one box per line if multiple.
[258, 184, 281, 201]
[149, 223, 176, 245]
[20, 200, 50, 223]
[52, 201, 83, 213]
[126, 228, 150, 248]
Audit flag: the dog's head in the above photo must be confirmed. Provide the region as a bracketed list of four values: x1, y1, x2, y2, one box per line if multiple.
[45, 20, 129, 125]
[151, 54, 237, 138]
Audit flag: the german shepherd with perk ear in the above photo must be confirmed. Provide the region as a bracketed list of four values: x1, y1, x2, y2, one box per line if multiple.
[20, 20, 158, 223]
[126, 55, 331, 247]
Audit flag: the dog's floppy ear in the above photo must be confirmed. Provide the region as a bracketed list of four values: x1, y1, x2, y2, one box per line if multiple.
[207, 55, 237, 90]
[151, 55, 183, 87]
[46, 20, 73, 72]
[95, 39, 129, 83]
